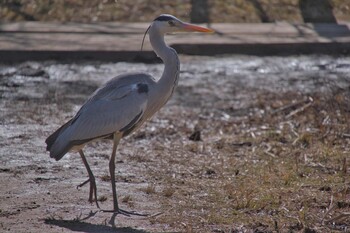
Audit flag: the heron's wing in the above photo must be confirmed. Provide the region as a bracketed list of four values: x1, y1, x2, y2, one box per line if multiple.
[67, 82, 149, 141]
[84, 73, 154, 104]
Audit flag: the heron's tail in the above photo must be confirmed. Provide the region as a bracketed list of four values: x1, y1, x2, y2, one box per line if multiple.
[45, 119, 73, 161]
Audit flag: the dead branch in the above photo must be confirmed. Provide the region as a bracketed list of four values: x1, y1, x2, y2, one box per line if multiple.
[321, 195, 334, 224]
[271, 98, 310, 115]
[324, 212, 350, 224]
[264, 143, 276, 157]
[286, 101, 313, 119]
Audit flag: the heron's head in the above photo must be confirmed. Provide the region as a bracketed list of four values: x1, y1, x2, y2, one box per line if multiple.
[141, 14, 213, 51]
[151, 14, 214, 34]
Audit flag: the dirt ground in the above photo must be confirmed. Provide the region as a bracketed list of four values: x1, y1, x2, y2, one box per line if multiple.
[0, 55, 350, 232]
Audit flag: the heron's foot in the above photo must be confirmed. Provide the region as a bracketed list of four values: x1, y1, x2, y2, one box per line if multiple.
[100, 208, 148, 217]
[76, 178, 100, 209]
[76, 178, 90, 189]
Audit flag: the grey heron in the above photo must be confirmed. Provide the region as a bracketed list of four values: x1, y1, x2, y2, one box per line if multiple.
[46, 14, 213, 215]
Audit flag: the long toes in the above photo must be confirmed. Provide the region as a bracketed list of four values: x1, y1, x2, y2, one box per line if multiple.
[77, 179, 90, 189]
[100, 208, 148, 217]
[88, 187, 100, 209]
[119, 209, 148, 217]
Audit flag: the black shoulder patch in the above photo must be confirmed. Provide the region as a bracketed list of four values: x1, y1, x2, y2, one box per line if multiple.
[137, 83, 149, 94]
[154, 15, 174, 22]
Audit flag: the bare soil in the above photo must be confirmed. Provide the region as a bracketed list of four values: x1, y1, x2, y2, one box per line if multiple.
[0, 55, 350, 232]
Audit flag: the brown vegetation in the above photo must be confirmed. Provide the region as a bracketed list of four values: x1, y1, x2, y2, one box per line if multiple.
[1, 0, 350, 23]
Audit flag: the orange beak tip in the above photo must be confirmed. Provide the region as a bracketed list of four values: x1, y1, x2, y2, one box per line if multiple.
[183, 23, 215, 33]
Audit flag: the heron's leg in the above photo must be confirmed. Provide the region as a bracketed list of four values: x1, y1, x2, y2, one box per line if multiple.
[101, 133, 147, 217]
[78, 150, 100, 209]
[109, 133, 121, 211]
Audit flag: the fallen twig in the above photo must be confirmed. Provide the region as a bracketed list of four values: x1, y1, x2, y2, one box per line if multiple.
[342, 133, 350, 138]
[264, 143, 276, 157]
[342, 157, 347, 174]
[284, 121, 299, 138]
[321, 195, 334, 224]
[231, 142, 252, 147]
[286, 101, 313, 119]
[271, 98, 309, 115]
[324, 212, 350, 224]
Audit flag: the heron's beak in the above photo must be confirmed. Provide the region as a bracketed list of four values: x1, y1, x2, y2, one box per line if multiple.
[181, 23, 214, 33]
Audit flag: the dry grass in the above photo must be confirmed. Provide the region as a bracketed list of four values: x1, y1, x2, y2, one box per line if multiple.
[135, 88, 350, 232]
[121, 195, 132, 203]
[100, 174, 111, 182]
[97, 195, 108, 202]
[141, 184, 157, 195]
[121, 195, 134, 208]
[162, 186, 176, 198]
[1, 0, 350, 22]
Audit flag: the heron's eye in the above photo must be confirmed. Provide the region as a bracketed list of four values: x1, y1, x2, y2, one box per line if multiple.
[168, 21, 175, 26]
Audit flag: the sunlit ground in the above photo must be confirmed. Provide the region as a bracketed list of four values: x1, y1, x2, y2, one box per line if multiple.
[0, 55, 349, 232]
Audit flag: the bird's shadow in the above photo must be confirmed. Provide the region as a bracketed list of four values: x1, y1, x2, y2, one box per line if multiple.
[44, 212, 150, 233]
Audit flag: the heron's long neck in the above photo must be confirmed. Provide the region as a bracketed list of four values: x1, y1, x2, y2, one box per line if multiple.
[149, 29, 180, 101]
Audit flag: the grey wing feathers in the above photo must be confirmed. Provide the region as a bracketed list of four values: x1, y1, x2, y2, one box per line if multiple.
[85, 73, 154, 103]
[69, 88, 147, 140]
[45, 119, 73, 151]
[46, 73, 155, 161]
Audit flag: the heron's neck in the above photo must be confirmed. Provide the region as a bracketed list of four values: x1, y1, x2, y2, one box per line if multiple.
[149, 29, 180, 98]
